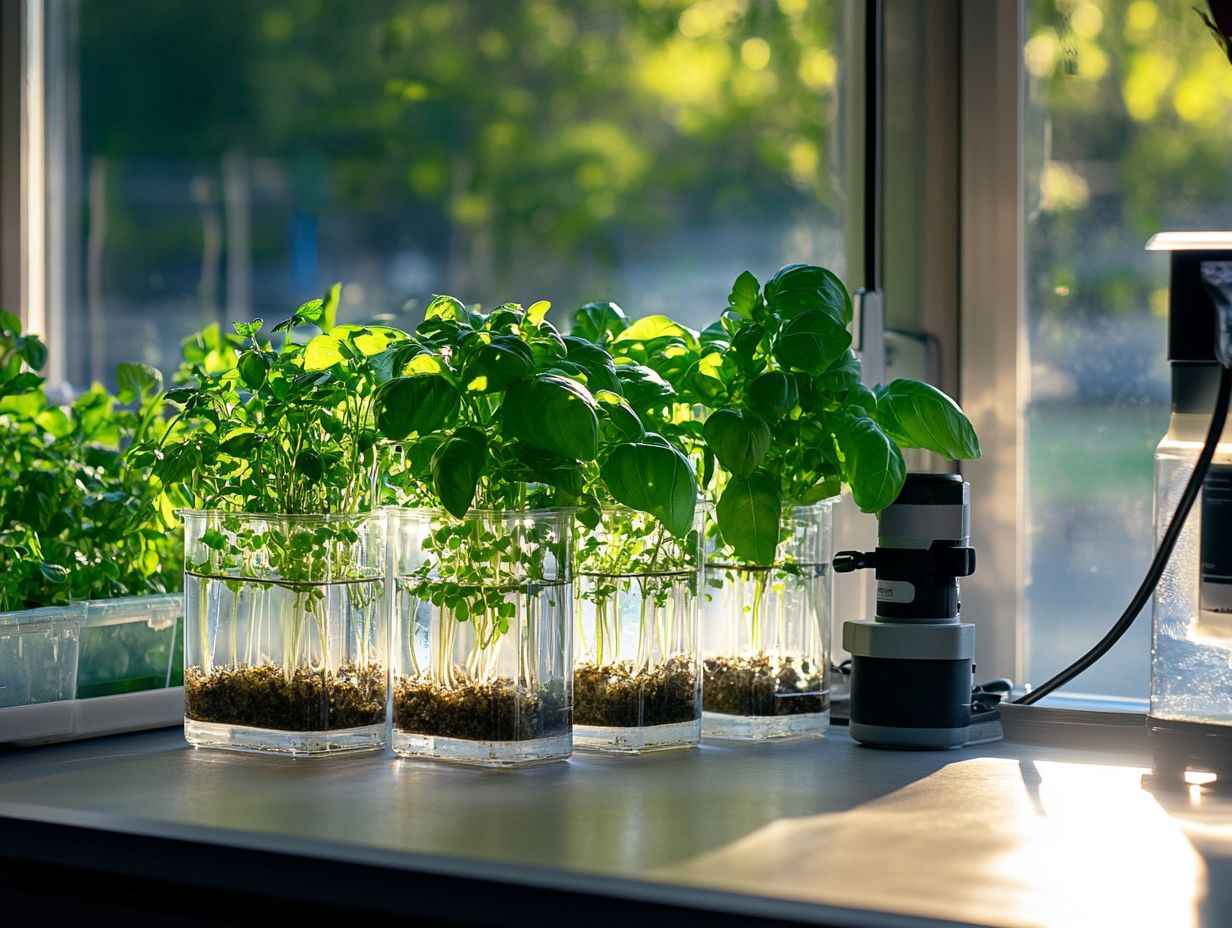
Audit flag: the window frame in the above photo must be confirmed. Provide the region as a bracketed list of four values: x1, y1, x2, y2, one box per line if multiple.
[877, 0, 1025, 685]
[1, 0, 46, 338]
[956, 0, 1027, 686]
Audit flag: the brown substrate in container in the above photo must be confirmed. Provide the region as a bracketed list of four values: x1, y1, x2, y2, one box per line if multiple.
[393, 677, 569, 742]
[702, 655, 824, 716]
[184, 662, 386, 731]
[573, 657, 699, 727]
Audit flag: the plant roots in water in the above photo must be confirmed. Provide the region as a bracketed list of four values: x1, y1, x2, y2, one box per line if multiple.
[574, 657, 699, 727]
[184, 662, 385, 731]
[392, 678, 569, 742]
[702, 655, 823, 716]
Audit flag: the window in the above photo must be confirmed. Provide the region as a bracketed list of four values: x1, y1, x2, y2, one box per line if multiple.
[1022, 0, 1232, 697]
[21, 0, 1218, 700]
[36, 0, 856, 390]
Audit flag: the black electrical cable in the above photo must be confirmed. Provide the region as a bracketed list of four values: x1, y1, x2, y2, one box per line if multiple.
[1015, 363, 1232, 706]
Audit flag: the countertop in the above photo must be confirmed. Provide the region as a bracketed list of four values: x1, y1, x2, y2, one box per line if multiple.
[2, 725, 1231, 927]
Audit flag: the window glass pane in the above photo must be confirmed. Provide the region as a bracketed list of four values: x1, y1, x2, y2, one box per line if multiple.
[1024, 0, 1232, 696]
[49, 0, 851, 388]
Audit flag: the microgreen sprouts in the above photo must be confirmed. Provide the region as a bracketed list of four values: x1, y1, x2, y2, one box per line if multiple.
[145, 289, 399, 719]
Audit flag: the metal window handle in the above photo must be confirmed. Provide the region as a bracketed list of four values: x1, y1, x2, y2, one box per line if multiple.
[854, 287, 885, 386]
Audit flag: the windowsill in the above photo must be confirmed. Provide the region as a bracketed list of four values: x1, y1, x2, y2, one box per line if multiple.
[1026, 692, 1149, 714]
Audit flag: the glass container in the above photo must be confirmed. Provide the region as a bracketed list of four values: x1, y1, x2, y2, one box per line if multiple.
[390, 508, 573, 767]
[77, 594, 183, 698]
[702, 500, 834, 740]
[0, 603, 83, 742]
[0, 603, 83, 710]
[573, 506, 704, 753]
[1151, 410, 1232, 744]
[181, 511, 387, 756]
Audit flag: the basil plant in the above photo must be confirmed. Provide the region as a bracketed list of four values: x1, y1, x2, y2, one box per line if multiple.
[575, 263, 981, 566]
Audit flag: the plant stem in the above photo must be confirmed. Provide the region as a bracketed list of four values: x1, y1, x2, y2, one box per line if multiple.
[229, 588, 239, 668]
[198, 577, 210, 674]
[750, 570, 767, 653]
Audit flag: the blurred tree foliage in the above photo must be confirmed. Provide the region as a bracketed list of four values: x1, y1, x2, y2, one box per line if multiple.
[1025, 0, 1232, 320]
[78, 0, 843, 286]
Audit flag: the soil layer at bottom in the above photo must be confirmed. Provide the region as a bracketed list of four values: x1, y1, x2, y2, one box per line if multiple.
[702, 654, 824, 716]
[393, 678, 569, 741]
[184, 662, 385, 731]
[574, 657, 699, 727]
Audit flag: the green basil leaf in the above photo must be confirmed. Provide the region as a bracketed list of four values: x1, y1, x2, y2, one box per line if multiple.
[295, 449, 323, 482]
[727, 270, 762, 319]
[0, 372, 44, 399]
[375, 374, 459, 439]
[233, 319, 264, 340]
[367, 342, 426, 384]
[815, 349, 861, 395]
[462, 335, 535, 392]
[513, 445, 585, 497]
[219, 429, 257, 456]
[291, 297, 325, 324]
[614, 362, 674, 415]
[503, 375, 599, 460]
[526, 322, 569, 364]
[304, 325, 407, 370]
[238, 351, 270, 391]
[798, 477, 842, 504]
[600, 441, 697, 538]
[199, 529, 227, 551]
[773, 309, 852, 375]
[115, 362, 163, 403]
[272, 287, 335, 333]
[690, 351, 729, 405]
[872, 379, 981, 460]
[729, 322, 765, 369]
[747, 370, 798, 421]
[576, 495, 603, 530]
[595, 390, 646, 442]
[319, 282, 341, 333]
[716, 472, 782, 565]
[701, 446, 715, 492]
[699, 320, 730, 349]
[425, 294, 478, 327]
[431, 427, 486, 518]
[526, 300, 552, 325]
[613, 315, 700, 352]
[152, 443, 201, 486]
[571, 301, 629, 345]
[563, 336, 622, 394]
[833, 415, 906, 513]
[406, 435, 446, 480]
[763, 263, 852, 325]
[703, 408, 770, 478]
[20, 336, 48, 371]
[845, 382, 878, 416]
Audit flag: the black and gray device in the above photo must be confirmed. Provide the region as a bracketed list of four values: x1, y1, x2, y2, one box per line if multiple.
[835, 473, 978, 749]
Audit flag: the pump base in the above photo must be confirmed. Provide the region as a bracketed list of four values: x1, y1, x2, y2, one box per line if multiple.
[849, 721, 968, 750]
[1148, 715, 1232, 788]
